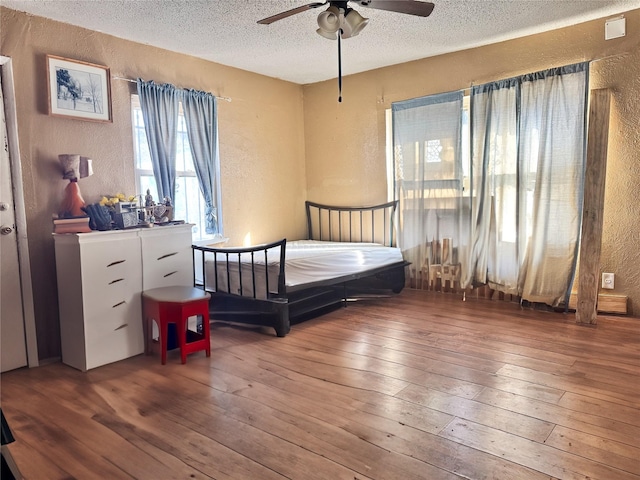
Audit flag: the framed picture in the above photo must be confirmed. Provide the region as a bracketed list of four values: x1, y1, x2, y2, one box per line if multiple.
[46, 55, 112, 122]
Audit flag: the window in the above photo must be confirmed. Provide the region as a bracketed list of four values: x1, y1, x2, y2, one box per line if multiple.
[389, 62, 588, 306]
[387, 95, 470, 200]
[131, 95, 216, 241]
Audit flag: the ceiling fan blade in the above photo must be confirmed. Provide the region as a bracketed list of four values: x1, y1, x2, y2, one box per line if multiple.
[257, 2, 327, 25]
[354, 0, 434, 17]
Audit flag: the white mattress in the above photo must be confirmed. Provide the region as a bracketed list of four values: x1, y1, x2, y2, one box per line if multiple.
[200, 240, 403, 299]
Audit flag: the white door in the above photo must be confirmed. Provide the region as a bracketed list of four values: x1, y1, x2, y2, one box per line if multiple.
[1, 58, 37, 372]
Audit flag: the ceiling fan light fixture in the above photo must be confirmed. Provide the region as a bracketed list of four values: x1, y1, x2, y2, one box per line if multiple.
[317, 5, 344, 39]
[317, 5, 343, 30]
[316, 27, 338, 40]
[341, 8, 369, 38]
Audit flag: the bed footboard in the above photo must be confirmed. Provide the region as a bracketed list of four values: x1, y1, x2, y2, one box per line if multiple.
[193, 239, 291, 336]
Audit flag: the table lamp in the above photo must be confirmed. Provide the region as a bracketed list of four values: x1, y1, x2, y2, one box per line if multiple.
[58, 154, 93, 218]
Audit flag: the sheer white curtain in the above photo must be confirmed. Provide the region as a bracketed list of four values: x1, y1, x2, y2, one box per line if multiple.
[517, 64, 589, 305]
[392, 92, 465, 287]
[467, 78, 520, 292]
[467, 63, 589, 305]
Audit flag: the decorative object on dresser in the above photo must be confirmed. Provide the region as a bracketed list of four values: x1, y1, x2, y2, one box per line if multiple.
[142, 190, 174, 224]
[82, 203, 113, 231]
[96, 193, 140, 229]
[57, 154, 93, 218]
[53, 223, 194, 371]
[46, 55, 112, 122]
[53, 216, 91, 234]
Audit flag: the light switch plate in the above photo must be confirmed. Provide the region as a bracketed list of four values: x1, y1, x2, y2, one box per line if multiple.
[602, 272, 615, 289]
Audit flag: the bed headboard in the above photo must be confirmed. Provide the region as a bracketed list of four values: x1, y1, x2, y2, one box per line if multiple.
[305, 200, 398, 247]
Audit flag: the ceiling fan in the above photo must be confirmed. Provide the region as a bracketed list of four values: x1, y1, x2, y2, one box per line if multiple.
[258, 1, 435, 101]
[258, 1, 435, 34]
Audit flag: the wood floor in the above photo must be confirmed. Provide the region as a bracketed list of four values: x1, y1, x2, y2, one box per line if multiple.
[2, 290, 639, 480]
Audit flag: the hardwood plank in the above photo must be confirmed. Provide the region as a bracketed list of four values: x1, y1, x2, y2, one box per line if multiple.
[545, 425, 640, 476]
[475, 387, 640, 447]
[557, 391, 640, 427]
[441, 417, 637, 480]
[496, 363, 640, 408]
[396, 383, 555, 443]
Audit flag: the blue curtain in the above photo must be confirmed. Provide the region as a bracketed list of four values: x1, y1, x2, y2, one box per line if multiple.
[136, 79, 179, 202]
[182, 89, 221, 234]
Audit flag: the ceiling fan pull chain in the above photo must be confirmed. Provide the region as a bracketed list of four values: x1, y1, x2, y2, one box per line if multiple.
[338, 28, 343, 102]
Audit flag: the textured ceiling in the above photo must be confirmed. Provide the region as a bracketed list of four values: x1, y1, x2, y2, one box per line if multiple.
[3, 0, 639, 84]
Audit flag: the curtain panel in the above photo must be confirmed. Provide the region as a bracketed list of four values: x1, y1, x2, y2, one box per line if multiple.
[466, 62, 588, 305]
[467, 78, 520, 291]
[516, 63, 589, 305]
[136, 80, 179, 202]
[392, 91, 465, 288]
[182, 89, 221, 234]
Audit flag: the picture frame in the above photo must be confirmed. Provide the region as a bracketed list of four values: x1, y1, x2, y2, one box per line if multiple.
[46, 55, 112, 122]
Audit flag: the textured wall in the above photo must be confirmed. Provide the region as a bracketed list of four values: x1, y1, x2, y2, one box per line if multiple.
[1, 8, 308, 360]
[304, 9, 640, 315]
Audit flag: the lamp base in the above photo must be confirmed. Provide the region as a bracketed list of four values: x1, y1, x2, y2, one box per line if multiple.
[59, 180, 86, 218]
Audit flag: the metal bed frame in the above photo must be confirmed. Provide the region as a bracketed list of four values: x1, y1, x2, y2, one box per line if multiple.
[192, 201, 408, 336]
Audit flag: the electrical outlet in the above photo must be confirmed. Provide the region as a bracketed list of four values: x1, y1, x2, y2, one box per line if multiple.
[602, 272, 615, 290]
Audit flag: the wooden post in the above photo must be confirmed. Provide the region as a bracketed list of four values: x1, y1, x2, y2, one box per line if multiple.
[576, 89, 611, 325]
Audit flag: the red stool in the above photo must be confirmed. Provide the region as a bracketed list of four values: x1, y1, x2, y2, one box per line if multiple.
[142, 286, 212, 364]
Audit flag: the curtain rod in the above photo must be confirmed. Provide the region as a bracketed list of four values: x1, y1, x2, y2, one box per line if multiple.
[113, 75, 231, 102]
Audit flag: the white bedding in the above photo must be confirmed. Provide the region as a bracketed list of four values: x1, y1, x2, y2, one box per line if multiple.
[199, 240, 404, 298]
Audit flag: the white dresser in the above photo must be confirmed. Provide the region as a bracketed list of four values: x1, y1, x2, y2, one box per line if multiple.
[53, 224, 193, 371]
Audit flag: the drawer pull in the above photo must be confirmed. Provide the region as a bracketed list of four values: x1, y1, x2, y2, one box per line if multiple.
[114, 323, 128, 331]
[112, 301, 126, 308]
[109, 278, 124, 285]
[107, 260, 126, 267]
[164, 271, 178, 278]
[157, 252, 178, 261]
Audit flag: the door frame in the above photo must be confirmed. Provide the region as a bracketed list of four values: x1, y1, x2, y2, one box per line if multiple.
[1, 55, 38, 368]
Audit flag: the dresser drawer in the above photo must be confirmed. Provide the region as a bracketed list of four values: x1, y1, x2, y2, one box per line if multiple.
[84, 318, 144, 371]
[83, 290, 141, 340]
[140, 225, 194, 289]
[80, 237, 141, 308]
